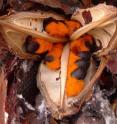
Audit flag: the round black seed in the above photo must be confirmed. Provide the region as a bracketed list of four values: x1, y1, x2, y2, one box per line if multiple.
[85, 39, 99, 52]
[85, 40, 92, 49]
[79, 52, 91, 60]
[71, 68, 87, 80]
[76, 60, 90, 70]
[24, 36, 39, 54]
[44, 55, 54, 62]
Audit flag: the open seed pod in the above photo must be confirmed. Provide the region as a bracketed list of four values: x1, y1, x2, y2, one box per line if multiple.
[37, 42, 97, 119]
[70, 4, 117, 41]
[36, 4, 117, 119]
[0, 11, 66, 59]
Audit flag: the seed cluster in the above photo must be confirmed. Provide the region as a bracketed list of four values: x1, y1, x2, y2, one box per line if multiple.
[66, 34, 94, 96]
[24, 18, 96, 97]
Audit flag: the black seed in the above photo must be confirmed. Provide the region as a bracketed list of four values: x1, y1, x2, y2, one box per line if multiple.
[85, 40, 93, 49]
[44, 55, 54, 62]
[24, 36, 39, 54]
[85, 38, 99, 52]
[71, 68, 87, 80]
[76, 60, 90, 70]
[79, 52, 91, 60]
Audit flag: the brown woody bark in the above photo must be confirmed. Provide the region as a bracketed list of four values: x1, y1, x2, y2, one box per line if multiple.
[0, 69, 7, 124]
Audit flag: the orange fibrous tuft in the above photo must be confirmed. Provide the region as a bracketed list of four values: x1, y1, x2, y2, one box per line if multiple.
[66, 78, 85, 97]
[65, 20, 81, 35]
[68, 51, 80, 65]
[71, 37, 90, 52]
[33, 38, 53, 54]
[45, 43, 64, 70]
[45, 22, 69, 37]
[66, 51, 85, 97]
[65, 34, 93, 97]
[30, 23, 93, 97]
[46, 58, 60, 70]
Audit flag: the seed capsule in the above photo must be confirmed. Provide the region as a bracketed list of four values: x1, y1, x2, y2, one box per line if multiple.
[36, 4, 117, 119]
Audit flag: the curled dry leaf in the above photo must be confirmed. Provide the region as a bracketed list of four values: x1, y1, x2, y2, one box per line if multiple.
[0, 68, 7, 124]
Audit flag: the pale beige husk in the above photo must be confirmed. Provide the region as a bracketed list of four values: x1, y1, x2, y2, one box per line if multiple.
[71, 4, 117, 41]
[0, 11, 67, 59]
